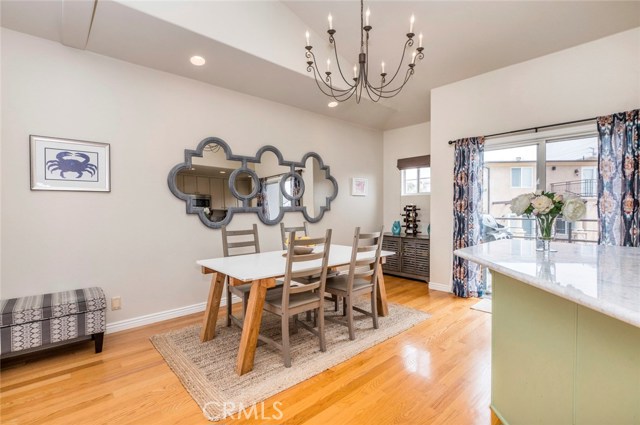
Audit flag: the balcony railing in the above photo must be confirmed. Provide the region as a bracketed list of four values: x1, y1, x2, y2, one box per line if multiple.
[493, 216, 599, 243]
[550, 179, 597, 197]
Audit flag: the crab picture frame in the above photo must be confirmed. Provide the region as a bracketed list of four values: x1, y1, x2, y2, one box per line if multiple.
[30, 135, 111, 192]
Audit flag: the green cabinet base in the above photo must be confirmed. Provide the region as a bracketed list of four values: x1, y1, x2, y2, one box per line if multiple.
[492, 272, 640, 424]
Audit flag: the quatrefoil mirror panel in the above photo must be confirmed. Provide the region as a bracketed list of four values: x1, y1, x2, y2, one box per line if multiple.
[168, 137, 338, 228]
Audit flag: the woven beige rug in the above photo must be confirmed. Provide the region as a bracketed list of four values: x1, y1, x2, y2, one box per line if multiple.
[151, 301, 429, 421]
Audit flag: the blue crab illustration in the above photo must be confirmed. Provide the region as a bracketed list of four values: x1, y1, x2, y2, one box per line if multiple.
[46, 151, 98, 178]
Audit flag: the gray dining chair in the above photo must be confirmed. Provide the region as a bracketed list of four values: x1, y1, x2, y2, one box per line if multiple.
[281, 221, 341, 312]
[259, 229, 332, 367]
[221, 224, 264, 328]
[279, 222, 309, 249]
[325, 226, 384, 340]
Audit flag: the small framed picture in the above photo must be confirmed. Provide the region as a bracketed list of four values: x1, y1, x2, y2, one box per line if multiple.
[30, 135, 111, 192]
[351, 177, 368, 196]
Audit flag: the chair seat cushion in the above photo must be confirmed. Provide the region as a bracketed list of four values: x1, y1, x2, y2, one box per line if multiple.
[264, 288, 321, 309]
[1, 287, 106, 327]
[325, 275, 373, 293]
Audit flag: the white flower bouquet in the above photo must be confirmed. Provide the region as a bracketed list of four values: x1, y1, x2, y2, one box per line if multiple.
[510, 190, 587, 244]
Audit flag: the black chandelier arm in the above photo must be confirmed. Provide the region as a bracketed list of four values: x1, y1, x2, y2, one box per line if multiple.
[363, 81, 384, 103]
[368, 68, 415, 98]
[306, 49, 354, 95]
[377, 37, 414, 91]
[309, 67, 355, 101]
[329, 35, 356, 88]
[361, 54, 384, 103]
[314, 74, 355, 102]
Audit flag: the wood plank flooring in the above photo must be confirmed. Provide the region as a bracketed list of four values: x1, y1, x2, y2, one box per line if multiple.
[1, 276, 493, 424]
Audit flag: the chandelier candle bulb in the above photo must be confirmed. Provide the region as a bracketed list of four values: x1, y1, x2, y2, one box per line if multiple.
[419, 33, 423, 48]
[381, 61, 385, 74]
[365, 8, 370, 26]
[353, 65, 357, 78]
[305, 31, 310, 46]
[327, 58, 331, 72]
[410, 14, 415, 33]
[328, 14, 333, 30]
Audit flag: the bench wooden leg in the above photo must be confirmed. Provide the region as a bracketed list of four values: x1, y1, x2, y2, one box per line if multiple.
[94, 332, 104, 353]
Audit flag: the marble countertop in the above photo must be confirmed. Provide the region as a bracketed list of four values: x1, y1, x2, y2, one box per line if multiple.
[454, 240, 640, 328]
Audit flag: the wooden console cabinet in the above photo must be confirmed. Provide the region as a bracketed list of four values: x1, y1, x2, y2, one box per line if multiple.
[381, 233, 429, 282]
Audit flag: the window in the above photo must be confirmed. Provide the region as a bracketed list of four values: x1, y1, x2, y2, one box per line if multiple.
[511, 167, 534, 188]
[483, 125, 599, 244]
[402, 167, 430, 195]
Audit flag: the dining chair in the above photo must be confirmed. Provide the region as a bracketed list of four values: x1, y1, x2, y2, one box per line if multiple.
[259, 229, 332, 367]
[279, 222, 309, 249]
[325, 226, 384, 340]
[221, 224, 262, 328]
[281, 221, 340, 312]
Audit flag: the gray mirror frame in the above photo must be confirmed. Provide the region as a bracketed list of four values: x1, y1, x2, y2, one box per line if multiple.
[168, 137, 338, 229]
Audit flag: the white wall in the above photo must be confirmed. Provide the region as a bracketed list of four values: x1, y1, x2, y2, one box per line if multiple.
[430, 28, 640, 290]
[0, 29, 383, 325]
[382, 122, 431, 232]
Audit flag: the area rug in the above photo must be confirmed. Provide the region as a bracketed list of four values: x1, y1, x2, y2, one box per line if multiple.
[471, 298, 492, 314]
[150, 301, 429, 421]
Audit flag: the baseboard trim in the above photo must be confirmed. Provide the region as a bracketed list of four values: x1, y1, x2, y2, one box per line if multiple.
[106, 295, 241, 334]
[428, 281, 451, 293]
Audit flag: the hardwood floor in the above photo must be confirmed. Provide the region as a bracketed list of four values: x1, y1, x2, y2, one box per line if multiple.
[0, 276, 492, 424]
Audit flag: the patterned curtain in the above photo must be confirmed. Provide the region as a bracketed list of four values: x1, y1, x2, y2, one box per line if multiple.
[452, 137, 485, 298]
[597, 109, 639, 247]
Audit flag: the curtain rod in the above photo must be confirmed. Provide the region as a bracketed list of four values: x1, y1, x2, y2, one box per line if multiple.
[447, 117, 597, 145]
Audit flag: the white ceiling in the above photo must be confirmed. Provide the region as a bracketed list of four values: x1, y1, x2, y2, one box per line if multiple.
[2, 0, 639, 130]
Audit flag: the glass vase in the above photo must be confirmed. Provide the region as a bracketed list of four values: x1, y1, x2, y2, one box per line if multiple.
[535, 214, 558, 252]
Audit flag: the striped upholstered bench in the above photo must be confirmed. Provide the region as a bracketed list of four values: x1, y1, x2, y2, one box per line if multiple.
[0, 287, 106, 356]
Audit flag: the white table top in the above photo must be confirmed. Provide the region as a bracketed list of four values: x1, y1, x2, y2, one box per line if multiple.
[197, 244, 395, 283]
[454, 239, 640, 328]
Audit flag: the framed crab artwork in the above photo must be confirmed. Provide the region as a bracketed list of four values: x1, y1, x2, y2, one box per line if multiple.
[30, 135, 111, 192]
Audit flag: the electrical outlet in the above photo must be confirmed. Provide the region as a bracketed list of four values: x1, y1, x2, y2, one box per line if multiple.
[111, 296, 122, 310]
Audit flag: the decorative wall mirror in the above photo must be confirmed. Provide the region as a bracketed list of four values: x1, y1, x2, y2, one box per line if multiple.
[168, 137, 338, 228]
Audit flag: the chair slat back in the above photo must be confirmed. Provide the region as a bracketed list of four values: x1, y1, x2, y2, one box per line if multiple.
[221, 224, 260, 258]
[280, 222, 309, 249]
[347, 226, 384, 287]
[281, 229, 332, 310]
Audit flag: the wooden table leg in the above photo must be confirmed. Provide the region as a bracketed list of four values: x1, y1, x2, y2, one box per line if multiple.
[200, 271, 226, 342]
[236, 278, 275, 375]
[376, 263, 389, 317]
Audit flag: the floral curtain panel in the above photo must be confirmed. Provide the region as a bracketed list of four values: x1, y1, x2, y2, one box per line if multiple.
[597, 109, 639, 247]
[452, 137, 485, 298]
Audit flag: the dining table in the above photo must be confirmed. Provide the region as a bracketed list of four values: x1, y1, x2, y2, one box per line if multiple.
[196, 244, 395, 375]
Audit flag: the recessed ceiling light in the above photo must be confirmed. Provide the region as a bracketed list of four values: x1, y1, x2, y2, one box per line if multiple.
[219, 171, 226, 174]
[190, 55, 206, 66]
[328, 101, 338, 108]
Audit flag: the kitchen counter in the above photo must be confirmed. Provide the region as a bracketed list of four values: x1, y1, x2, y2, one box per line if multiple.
[455, 239, 639, 424]
[454, 239, 640, 328]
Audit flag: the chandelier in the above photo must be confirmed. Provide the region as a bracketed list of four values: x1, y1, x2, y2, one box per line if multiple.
[304, 0, 424, 104]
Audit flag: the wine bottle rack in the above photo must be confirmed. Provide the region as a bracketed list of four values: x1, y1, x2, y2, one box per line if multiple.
[401, 204, 421, 236]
